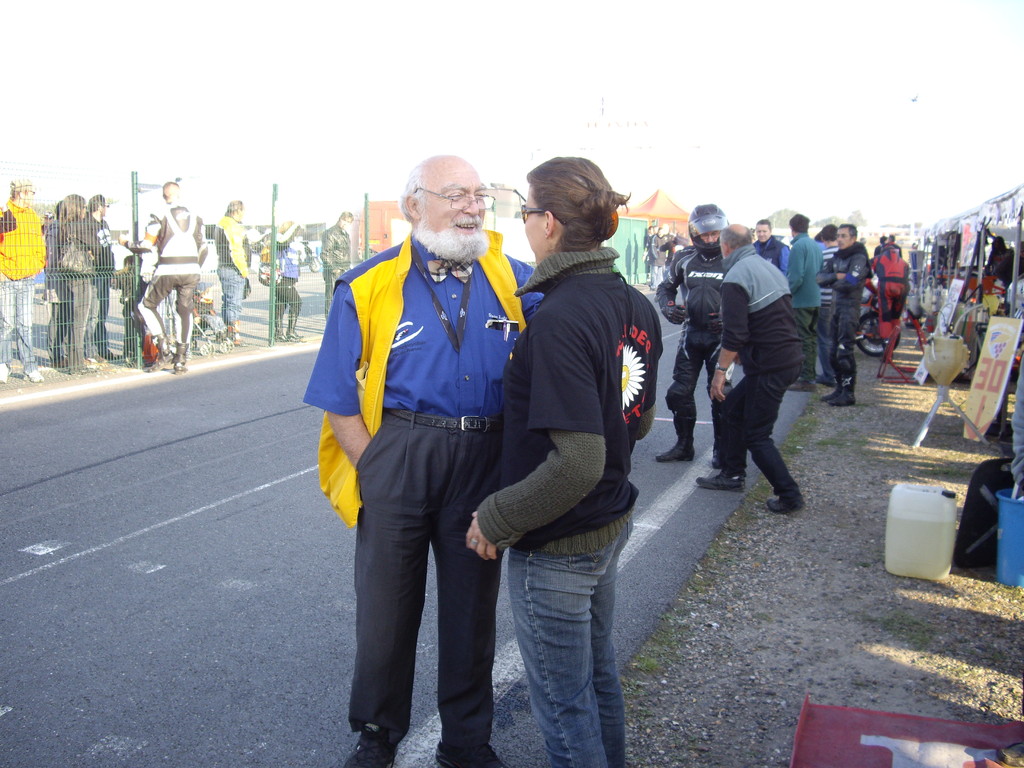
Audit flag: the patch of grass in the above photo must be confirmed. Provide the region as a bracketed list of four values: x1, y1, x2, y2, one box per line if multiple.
[631, 655, 661, 674]
[815, 437, 847, 447]
[876, 609, 935, 650]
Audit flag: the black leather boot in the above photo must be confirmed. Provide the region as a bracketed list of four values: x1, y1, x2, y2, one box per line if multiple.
[656, 416, 695, 462]
[829, 378, 856, 407]
[820, 375, 843, 403]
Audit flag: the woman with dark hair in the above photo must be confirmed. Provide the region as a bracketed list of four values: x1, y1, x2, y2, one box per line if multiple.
[56, 194, 96, 373]
[466, 157, 663, 768]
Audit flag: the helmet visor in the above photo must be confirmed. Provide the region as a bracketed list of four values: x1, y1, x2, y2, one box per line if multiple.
[689, 210, 728, 235]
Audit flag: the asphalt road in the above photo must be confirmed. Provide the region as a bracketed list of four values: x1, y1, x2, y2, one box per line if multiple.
[0, 309, 804, 768]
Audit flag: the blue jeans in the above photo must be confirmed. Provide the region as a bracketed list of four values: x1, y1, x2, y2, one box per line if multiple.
[507, 518, 632, 768]
[0, 277, 40, 374]
[217, 267, 246, 327]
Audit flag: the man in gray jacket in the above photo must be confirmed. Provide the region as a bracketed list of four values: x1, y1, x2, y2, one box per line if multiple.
[696, 224, 804, 513]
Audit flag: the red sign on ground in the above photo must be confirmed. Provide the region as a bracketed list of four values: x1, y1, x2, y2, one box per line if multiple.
[791, 697, 1024, 768]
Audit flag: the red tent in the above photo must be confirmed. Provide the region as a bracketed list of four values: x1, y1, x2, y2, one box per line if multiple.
[622, 189, 689, 225]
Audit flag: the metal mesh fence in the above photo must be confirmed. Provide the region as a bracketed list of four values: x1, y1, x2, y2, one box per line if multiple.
[0, 164, 360, 385]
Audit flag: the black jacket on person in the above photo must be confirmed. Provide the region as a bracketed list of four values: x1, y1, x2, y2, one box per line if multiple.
[655, 245, 725, 333]
[817, 241, 869, 309]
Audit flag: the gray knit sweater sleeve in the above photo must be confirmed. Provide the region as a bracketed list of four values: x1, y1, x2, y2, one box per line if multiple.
[475, 430, 605, 550]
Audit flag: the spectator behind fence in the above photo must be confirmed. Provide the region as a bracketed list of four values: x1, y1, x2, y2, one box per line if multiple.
[86, 194, 115, 362]
[215, 200, 249, 346]
[137, 181, 208, 375]
[273, 221, 305, 342]
[0, 178, 46, 384]
[44, 209, 70, 369]
[304, 154, 540, 768]
[322, 210, 355, 317]
[56, 194, 98, 375]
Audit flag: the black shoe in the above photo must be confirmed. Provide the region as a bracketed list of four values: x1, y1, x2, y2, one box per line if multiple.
[436, 742, 506, 768]
[695, 471, 745, 491]
[344, 725, 395, 768]
[829, 391, 856, 407]
[143, 356, 167, 373]
[655, 442, 694, 462]
[173, 362, 189, 375]
[820, 387, 842, 403]
[767, 495, 805, 513]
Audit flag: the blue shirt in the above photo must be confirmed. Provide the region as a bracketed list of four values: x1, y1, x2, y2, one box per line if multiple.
[304, 238, 541, 418]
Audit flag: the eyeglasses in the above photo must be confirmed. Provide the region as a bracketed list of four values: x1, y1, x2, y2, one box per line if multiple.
[521, 205, 546, 223]
[417, 188, 494, 211]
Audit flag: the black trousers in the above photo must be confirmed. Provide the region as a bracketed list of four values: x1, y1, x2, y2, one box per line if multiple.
[665, 326, 723, 436]
[830, 301, 859, 381]
[718, 363, 802, 504]
[351, 412, 503, 748]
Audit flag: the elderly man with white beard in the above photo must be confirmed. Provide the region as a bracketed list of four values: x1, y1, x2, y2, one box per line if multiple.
[305, 155, 541, 768]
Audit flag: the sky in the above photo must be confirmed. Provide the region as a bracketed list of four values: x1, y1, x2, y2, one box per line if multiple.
[6, 0, 1024, 229]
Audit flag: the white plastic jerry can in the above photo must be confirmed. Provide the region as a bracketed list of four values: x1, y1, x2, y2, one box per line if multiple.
[884, 483, 958, 580]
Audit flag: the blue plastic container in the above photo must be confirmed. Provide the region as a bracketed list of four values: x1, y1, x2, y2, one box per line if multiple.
[995, 488, 1024, 588]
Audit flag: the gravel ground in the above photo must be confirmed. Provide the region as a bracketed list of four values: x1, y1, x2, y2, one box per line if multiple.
[623, 343, 1024, 767]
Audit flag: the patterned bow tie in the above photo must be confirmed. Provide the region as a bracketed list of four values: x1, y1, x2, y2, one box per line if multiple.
[426, 259, 473, 284]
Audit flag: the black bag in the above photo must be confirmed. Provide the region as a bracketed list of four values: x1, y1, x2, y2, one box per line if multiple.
[59, 238, 95, 274]
[953, 457, 1012, 568]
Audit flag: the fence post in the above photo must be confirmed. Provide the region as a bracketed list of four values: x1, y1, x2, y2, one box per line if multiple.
[268, 183, 278, 345]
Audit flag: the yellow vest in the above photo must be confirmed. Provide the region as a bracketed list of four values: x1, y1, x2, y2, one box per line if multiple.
[317, 231, 528, 526]
[0, 200, 45, 280]
[218, 215, 249, 274]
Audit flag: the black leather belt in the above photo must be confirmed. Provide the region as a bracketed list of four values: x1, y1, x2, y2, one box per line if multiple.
[386, 409, 503, 432]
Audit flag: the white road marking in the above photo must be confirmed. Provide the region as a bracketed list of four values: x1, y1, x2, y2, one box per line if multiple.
[394, 451, 712, 767]
[0, 706, 12, 717]
[126, 561, 166, 574]
[0, 467, 317, 588]
[19, 541, 70, 556]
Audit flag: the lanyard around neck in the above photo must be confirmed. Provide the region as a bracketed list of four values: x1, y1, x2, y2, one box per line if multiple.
[410, 243, 472, 352]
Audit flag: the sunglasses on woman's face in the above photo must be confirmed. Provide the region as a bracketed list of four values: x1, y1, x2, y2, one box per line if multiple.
[521, 205, 546, 223]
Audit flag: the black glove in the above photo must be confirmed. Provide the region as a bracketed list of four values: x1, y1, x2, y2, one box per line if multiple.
[707, 312, 723, 334]
[661, 302, 687, 324]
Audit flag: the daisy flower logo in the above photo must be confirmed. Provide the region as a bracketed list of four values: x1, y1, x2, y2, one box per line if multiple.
[621, 343, 646, 410]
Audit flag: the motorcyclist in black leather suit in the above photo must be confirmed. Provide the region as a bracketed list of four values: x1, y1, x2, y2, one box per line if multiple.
[816, 223, 870, 407]
[655, 204, 730, 464]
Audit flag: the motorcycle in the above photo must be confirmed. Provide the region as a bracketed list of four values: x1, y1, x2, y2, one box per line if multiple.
[856, 289, 885, 357]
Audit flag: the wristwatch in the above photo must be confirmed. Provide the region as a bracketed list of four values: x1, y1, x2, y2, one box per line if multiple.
[716, 365, 729, 373]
